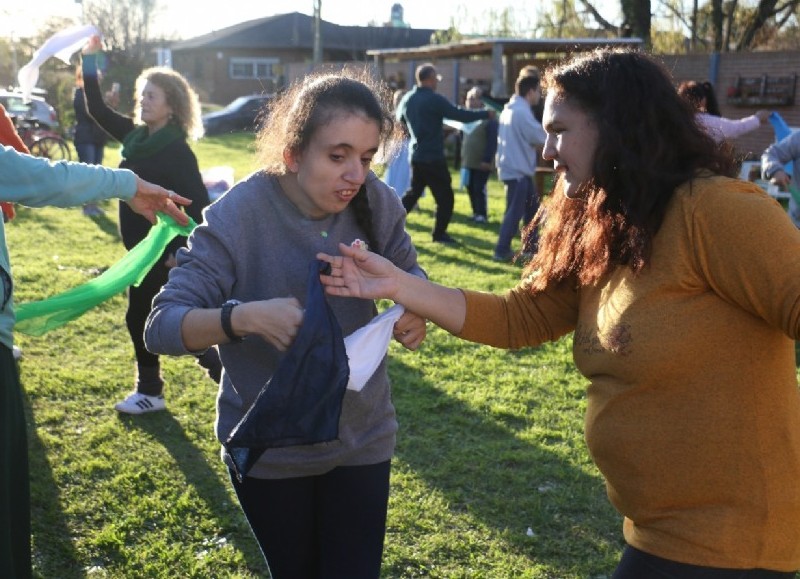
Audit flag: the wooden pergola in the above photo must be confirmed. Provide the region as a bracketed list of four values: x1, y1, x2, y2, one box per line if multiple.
[367, 37, 644, 98]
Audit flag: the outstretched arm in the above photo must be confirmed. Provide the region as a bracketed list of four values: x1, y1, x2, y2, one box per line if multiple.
[318, 243, 467, 335]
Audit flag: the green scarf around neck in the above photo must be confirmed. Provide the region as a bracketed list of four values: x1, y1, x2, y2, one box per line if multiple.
[121, 124, 184, 162]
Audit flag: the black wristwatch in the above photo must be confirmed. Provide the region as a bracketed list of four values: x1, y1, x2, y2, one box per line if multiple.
[221, 299, 243, 343]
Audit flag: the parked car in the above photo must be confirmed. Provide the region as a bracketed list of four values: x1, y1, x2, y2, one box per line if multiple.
[202, 94, 272, 136]
[0, 90, 59, 130]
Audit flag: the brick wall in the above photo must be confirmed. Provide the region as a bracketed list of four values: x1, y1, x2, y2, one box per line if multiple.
[664, 51, 799, 160]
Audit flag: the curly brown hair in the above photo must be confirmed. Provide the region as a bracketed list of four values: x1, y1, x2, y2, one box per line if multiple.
[522, 48, 737, 292]
[134, 67, 204, 140]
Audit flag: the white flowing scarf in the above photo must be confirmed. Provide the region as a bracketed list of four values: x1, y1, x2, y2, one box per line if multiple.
[18, 24, 99, 101]
[344, 304, 405, 391]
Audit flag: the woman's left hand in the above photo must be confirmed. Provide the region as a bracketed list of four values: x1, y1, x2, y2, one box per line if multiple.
[127, 176, 191, 225]
[392, 310, 426, 351]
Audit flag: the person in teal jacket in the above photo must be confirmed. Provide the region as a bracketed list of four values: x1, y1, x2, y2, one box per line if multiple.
[0, 143, 190, 579]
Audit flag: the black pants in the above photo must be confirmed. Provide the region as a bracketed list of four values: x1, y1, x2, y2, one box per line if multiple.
[613, 545, 798, 579]
[466, 168, 490, 218]
[230, 461, 391, 579]
[0, 345, 31, 579]
[402, 159, 455, 240]
[126, 261, 168, 394]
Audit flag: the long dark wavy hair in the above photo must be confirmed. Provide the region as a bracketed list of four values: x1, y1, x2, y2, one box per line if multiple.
[522, 48, 737, 291]
[255, 68, 401, 251]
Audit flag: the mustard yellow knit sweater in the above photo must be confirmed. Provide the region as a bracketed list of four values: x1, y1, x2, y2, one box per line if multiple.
[459, 175, 800, 570]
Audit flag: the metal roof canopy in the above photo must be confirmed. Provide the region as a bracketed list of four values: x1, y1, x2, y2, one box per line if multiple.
[367, 37, 644, 97]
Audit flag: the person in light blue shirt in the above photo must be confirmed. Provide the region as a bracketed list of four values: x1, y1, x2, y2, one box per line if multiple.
[494, 72, 547, 262]
[0, 142, 190, 579]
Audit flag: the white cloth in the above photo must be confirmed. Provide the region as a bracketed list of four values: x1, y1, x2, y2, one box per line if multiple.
[18, 24, 99, 101]
[344, 304, 405, 391]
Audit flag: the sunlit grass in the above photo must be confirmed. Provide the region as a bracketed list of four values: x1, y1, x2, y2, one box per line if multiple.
[9, 132, 624, 578]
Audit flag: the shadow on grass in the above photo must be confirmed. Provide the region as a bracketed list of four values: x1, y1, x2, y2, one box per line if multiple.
[24, 390, 267, 577]
[120, 413, 269, 575]
[24, 388, 83, 579]
[14, 204, 120, 241]
[81, 209, 122, 240]
[387, 357, 621, 577]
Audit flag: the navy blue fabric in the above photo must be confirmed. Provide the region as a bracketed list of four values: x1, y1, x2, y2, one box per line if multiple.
[225, 260, 350, 481]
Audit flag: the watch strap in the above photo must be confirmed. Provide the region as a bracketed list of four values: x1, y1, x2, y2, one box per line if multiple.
[221, 300, 242, 342]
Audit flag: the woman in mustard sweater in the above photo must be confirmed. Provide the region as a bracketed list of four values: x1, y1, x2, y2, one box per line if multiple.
[319, 49, 800, 577]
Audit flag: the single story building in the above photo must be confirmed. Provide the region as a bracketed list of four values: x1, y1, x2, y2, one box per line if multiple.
[170, 11, 436, 104]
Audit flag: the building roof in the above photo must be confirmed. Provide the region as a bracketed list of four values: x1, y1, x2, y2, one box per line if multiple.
[367, 36, 645, 60]
[170, 12, 436, 52]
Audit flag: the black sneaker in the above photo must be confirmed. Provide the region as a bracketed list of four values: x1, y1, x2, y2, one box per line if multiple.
[433, 233, 458, 245]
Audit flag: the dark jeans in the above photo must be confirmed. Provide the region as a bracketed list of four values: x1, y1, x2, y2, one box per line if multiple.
[0, 345, 31, 579]
[402, 159, 454, 240]
[495, 176, 538, 255]
[74, 142, 104, 165]
[466, 168, 490, 218]
[613, 545, 798, 579]
[230, 461, 391, 579]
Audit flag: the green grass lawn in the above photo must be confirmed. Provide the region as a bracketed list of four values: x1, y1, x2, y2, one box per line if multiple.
[9, 133, 625, 578]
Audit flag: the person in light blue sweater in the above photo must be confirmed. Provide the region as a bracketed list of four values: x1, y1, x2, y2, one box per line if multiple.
[0, 143, 190, 579]
[762, 129, 800, 226]
[145, 71, 427, 578]
[494, 72, 547, 262]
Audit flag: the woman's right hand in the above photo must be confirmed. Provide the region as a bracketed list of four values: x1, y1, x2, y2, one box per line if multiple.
[234, 298, 303, 351]
[317, 243, 400, 301]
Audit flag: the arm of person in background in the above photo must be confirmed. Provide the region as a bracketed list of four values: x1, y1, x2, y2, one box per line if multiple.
[481, 117, 499, 169]
[520, 110, 547, 149]
[0, 104, 30, 221]
[80, 36, 135, 143]
[0, 105, 29, 154]
[0, 145, 190, 225]
[699, 110, 770, 141]
[437, 93, 493, 124]
[761, 130, 800, 188]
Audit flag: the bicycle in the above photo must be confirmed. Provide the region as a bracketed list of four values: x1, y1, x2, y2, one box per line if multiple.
[14, 117, 71, 161]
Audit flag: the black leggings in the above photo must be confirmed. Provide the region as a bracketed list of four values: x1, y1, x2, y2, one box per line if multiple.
[0, 345, 31, 579]
[230, 461, 391, 579]
[613, 545, 798, 579]
[126, 261, 168, 370]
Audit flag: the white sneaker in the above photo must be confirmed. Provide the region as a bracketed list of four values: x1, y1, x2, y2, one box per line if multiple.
[12, 345, 22, 360]
[114, 392, 166, 415]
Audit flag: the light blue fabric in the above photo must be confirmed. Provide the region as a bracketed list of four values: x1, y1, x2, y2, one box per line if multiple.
[495, 94, 546, 182]
[0, 145, 137, 348]
[383, 139, 410, 196]
[763, 112, 800, 224]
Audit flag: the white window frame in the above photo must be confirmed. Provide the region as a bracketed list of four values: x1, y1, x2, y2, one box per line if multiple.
[229, 57, 279, 80]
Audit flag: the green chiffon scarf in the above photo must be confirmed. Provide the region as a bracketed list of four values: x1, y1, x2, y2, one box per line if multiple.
[15, 214, 197, 336]
[121, 124, 184, 162]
